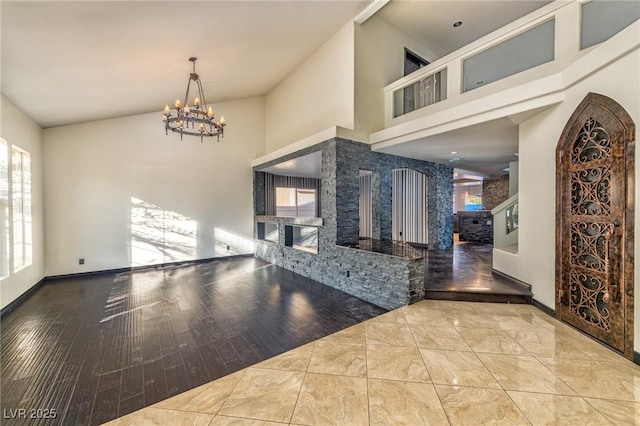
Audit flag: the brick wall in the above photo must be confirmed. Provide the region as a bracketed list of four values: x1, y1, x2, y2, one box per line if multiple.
[482, 175, 509, 210]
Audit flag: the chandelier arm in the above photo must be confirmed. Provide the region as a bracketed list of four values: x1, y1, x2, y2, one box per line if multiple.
[184, 76, 193, 108]
[196, 78, 208, 112]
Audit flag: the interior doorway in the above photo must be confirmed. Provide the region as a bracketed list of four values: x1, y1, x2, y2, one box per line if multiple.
[555, 92, 635, 360]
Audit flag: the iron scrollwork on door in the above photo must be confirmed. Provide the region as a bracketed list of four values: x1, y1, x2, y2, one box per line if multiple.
[569, 222, 612, 272]
[567, 116, 614, 332]
[571, 118, 610, 164]
[556, 92, 635, 359]
[569, 270, 610, 330]
[571, 166, 611, 216]
[569, 220, 614, 331]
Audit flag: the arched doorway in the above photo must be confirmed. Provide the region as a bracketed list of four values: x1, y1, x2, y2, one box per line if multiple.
[555, 92, 635, 360]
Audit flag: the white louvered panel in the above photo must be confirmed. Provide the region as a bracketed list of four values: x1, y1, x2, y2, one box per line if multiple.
[359, 173, 372, 238]
[392, 169, 428, 244]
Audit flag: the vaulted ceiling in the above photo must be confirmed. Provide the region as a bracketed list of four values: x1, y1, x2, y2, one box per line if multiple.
[1, 1, 369, 128]
[2, 1, 554, 177]
[2, 0, 552, 129]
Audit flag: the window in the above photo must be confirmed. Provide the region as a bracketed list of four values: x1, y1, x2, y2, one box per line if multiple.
[0, 140, 9, 279]
[506, 202, 519, 234]
[0, 139, 32, 279]
[462, 19, 555, 92]
[402, 49, 433, 117]
[464, 193, 483, 211]
[275, 187, 316, 217]
[285, 225, 318, 254]
[453, 183, 483, 212]
[581, 0, 640, 50]
[257, 222, 278, 243]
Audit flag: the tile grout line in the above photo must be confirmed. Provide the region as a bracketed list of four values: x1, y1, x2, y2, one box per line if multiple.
[580, 397, 619, 426]
[402, 305, 453, 425]
[431, 381, 454, 425]
[364, 327, 371, 426]
[465, 329, 510, 396]
[530, 355, 587, 398]
[403, 306, 435, 385]
[464, 313, 591, 404]
[208, 368, 248, 419]
[501, 389, 536, 425]
[286, 341, 317, 424]
[455, 308, 551, 426]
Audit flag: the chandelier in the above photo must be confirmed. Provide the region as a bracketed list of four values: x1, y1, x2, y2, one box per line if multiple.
[162, 57, 226, 142]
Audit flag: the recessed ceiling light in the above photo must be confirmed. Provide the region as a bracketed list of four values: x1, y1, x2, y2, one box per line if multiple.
[453, 21, 462, 28]
[450, 151, 458, 155]
[449, 157, 461, 163]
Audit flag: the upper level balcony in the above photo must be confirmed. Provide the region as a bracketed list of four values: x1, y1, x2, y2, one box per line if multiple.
[373, 0, 640, 150]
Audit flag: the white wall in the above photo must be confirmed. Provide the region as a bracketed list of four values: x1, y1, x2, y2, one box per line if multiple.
[0, 96, 45, 310]
[355, 15, 437, 135]
[265, 22, 355, 153]
[517, 48, 639, 350]
[43, 97, 265, 276]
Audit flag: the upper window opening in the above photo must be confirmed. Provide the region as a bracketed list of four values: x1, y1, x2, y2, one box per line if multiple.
[276, 187, 317, 218]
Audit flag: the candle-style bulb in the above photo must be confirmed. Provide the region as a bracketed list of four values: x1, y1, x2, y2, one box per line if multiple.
[219, 116, 225, 125]
[207, 106, 214, 117]
[164, 105, 170, 114]
[194, 97, 201, 107]
[198, 123, 205, 132]
[175, 99, 182, 109]
[184, 105, 191, 113]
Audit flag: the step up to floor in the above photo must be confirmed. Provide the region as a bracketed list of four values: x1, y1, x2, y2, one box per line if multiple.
[423, 270, 533, 304]
[423, 289, 532, 304]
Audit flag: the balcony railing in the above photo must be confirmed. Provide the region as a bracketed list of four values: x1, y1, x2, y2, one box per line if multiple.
[383, 1, 640, 128]
[393, 69, 447, 117]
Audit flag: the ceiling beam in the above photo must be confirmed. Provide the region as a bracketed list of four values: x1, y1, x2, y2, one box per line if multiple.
[354, 0, 390, 24]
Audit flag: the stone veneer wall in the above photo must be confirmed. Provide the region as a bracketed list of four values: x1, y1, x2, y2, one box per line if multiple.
[482, 175, 510, 210]
[335, 140, 453, 247]
[255, 237, 424, 310]
[253, 137, 453, 309]
[458, 210, 494, 243]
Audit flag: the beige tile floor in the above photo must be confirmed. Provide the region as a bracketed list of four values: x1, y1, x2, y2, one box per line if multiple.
[104, 300, 640, 425]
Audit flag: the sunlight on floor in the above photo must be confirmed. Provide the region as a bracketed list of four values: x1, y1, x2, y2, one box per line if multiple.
[129, 197, 197, 266]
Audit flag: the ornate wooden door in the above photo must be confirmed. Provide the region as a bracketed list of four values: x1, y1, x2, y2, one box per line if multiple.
[556, 93, 635, 359]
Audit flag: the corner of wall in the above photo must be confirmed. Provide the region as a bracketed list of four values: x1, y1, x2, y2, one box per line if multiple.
[354, 14, 438, 136]
[265, 22, 356, 154]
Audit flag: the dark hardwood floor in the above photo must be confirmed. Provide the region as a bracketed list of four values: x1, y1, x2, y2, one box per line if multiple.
[0, 257, 386, 425]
